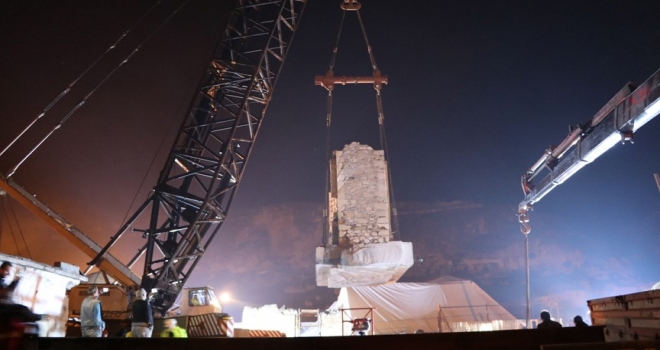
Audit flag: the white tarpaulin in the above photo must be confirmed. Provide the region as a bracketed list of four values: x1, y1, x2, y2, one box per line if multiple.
[336, 276, 519, 334]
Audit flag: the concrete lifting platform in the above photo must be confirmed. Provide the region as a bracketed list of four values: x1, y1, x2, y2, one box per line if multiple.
[316, 142, 413, 287]
[316, 241, 413, 287]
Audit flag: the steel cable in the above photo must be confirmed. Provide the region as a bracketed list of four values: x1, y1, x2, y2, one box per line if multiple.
[0, 0, 165, 159]
[7, 0, 192, 177]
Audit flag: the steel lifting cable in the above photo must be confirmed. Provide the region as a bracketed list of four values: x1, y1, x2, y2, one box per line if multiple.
[321, 9, 347, 245]
[355, 4, 402, 240]
[0, 198, 22, 254]
[0, 0, 165, 160]
[5, 0, 192, 178]
[0, 195, 33, 258]
[520, 211, 532, 328]
[355, 10, 377, 71]
[524, 232, 531, 328]
[322, 89, 331, 246]
[327, 10, 347, 78]
[319, 0, 401, 242]
[375, 90, 401, 240]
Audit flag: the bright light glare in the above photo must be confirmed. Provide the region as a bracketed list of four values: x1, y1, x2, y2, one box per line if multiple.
[219, 292, 231, 303]
[174, 158, 190, 172]
[633, 99, 660, 132]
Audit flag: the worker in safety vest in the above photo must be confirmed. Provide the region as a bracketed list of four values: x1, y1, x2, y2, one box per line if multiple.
[161, 318, 187, 338]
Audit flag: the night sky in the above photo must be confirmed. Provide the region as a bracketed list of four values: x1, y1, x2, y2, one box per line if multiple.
[2, 1, 660, 324]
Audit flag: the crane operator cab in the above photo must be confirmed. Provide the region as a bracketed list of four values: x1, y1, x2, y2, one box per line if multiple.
[174, 286, 222, 316]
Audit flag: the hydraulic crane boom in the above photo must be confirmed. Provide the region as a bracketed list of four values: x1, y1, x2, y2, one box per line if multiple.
[518, 68, 660, 234]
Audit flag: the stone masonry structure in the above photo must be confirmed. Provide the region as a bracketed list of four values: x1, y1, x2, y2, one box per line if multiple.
[316, 142, 413, 288]
[334, 142, 391, 246]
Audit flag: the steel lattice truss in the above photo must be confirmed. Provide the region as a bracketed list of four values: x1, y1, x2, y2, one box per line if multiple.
[91, 0, 307, 312]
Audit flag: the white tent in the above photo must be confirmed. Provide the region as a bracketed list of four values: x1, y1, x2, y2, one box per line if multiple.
[336, 276, 520, 335]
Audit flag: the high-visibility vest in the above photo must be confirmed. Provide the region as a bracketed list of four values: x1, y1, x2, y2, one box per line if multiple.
[161, 326, 188, 338]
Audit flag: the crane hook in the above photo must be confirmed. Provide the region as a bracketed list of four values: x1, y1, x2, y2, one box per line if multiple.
[520, 222, 531, 235]
[518, 208, 531, 235]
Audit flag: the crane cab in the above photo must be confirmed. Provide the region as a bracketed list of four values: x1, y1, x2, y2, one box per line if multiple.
[159, 286, 234, 338]
[174, 286, 222, 316]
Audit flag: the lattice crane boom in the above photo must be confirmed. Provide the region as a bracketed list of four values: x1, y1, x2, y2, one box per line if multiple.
[1, 0, 306, 315]
[89, 0, 307, 312]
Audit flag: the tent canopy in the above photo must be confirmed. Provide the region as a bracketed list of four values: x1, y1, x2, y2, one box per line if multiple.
[336, 276, 517, 334]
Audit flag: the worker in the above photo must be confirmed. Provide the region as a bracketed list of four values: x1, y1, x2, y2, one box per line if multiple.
[131, 288, 153, 337]
[0, 262, 19, 290]
[161, 318, 188, 338]
[80, 286, 106, 337]
[537, 310, 562, 329]
[573, 315, 589, 327]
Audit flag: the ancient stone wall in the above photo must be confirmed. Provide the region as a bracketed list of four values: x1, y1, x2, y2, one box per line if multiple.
[331, 142, 391, 247]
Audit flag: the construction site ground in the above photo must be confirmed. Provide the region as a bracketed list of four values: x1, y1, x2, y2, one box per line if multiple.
[23, 326, 617, 350]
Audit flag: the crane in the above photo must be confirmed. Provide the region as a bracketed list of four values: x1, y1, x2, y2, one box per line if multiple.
[516, 68, 660, 328]
[518, 68, 660, 234]
[0, 0, 307, 316]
